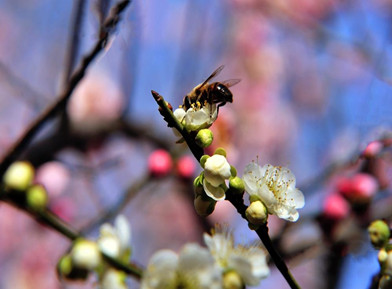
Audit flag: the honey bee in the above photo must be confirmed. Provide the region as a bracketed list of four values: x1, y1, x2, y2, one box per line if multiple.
[182, 65, 240, 113]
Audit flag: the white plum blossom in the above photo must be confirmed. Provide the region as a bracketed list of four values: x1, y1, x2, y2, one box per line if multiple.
[71, 239, 102, 270]
[141, 244, 222, 289]
[174, 103, 218, 132]
[243, 162, 305, 222]
[98, 215, 131, 259]
[203, 228, 270, 287]
[203, 155, 232, 201]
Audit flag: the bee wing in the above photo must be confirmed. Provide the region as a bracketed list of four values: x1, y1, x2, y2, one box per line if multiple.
[222, 78, 241, 87]
[199, 65, 225, 88]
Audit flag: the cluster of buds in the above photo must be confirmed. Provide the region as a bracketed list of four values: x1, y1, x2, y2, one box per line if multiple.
[3, 161, 48, 212]
[58, 215, 131, 289]
[368, 220, 392, 287]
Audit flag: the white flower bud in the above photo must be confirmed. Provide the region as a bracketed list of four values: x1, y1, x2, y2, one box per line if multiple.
[246, 201, 268, 225]
[71, 240, 102, 270]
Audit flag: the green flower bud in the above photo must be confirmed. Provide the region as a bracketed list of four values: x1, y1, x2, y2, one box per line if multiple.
[3, 161, 34, 191]
[229, 176, 244, 195]
[214, 147, 227, 157]
[26, 185, 48, 211]
[230, 165, 237, 177]
[223, 270, 244, 289]
[194, 194, 216, 217]
[246, 200, 268, 225]
[249, 194, 261, 203]
[195, 129, 214, 148]
[57, 254, 89, 281]
[368, 220, 390, 249]
[200, 155, 210, 168]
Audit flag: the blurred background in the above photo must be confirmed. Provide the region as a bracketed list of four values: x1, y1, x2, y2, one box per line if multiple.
[1, 0, 392, 288]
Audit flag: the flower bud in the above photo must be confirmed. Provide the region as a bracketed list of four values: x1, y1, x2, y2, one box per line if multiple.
[3, 161, 34, 191]
[229, 176, 245, 195]
[214, 147, 227, 157]
[223, 270, 244, 289]
[323, 194, 350, 220]
[246, 201, 268, 225]
[176, 155, 196, 179]
[379, 249, 388, 263]
[194, 194, 216, 217]
[200, 155, 210, 168]
[195, 129, 213, 148]
[71, 239, 102, 270]
[148, 149, 172, 177]
[362, 141, 383, 158]
[26, 184, 48, 211]
[57, 254, 89, 280]
[368, 220, 390, 249]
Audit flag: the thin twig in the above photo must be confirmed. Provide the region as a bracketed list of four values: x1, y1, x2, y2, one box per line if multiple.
[0, 0, 131, 177]
[62, 0, 87, 85]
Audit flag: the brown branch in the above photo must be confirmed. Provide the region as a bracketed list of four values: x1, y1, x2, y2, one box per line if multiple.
[0, 0, 131, 177]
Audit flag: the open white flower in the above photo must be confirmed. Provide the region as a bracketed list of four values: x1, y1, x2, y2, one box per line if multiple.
[174, 103, 218, 132]
[141, 244, 222, 289]
[204, 228, 270, 287]
[98, 215, 131, 259]
[243, 162, 305, 222]
[203, 155, 231, 201]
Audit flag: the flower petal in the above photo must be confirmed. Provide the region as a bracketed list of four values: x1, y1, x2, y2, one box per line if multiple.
[203, 180, 226, 201]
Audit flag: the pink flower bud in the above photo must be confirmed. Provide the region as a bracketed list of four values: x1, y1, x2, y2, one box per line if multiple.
[362, 141, 383, 158]
[148, 149, 172, 177]
[337, 173, 378, 202]
[323, 194, 350, 220]
[176, 155, 196, 179]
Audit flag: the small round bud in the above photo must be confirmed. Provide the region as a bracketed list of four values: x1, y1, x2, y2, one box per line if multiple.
[229, 176, 245, 195]
[194, 194, 216, 217]
[368, 220, 390, 249]
[71, 239, 102, 270]
[57, 254, 89, 280]
[362, 141, 383, 158]
[3, 161, 34, 191]
[193, 174, 204, 189]
[379, 249, 388, 263]
[246, 200, 268, 225]
[176, 155, 196, 179]
[26, 185, 48, 211]
[249, 194, 261, 203]
[323, 194, 350, 220]
[148, 149, 173, 177]
[195, 129, 213, 148]
[230, 165, 237, 177]
[214, 147, 227, 157]
[223, 270, 244, 289]
[200, 155, 210, 168]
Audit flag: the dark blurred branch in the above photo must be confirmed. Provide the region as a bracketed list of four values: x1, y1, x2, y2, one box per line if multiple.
[62, 0, 87, 85]
[1, 189, 143, 279]
[0, 0, 132, 177]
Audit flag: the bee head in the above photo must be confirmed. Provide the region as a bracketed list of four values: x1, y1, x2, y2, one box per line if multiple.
[215, 83, 233, 103]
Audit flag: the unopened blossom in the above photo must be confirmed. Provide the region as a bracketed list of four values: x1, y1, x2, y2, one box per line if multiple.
[174, 103, 218, 132]
[204, 228, 270, 287]
[141, 244, 222, 289]
[203, 155, 232, 201]
[98, 215, 131, 259]
[3, 161, 34, 191]
[243, 162, 304, 222]
[100, 269, 127, 289]
[71, 239, 102, 270]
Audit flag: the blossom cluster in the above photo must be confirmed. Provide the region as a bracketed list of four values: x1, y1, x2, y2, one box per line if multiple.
[58, 215, 131, 289]
[141, 227, 270, 289]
